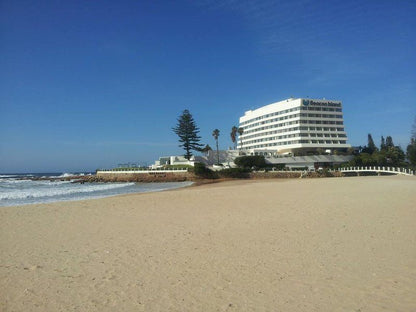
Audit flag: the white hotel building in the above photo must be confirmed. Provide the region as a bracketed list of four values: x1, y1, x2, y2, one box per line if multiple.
[238, 98, 351, 155]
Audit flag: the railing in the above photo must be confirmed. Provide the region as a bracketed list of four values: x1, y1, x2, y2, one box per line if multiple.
[96, 168, 189, 173]
[335, 166, 415, 176]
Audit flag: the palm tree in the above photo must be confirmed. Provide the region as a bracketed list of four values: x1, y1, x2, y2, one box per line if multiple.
[212, 129, 220, 165]
[230, 126, 238, 150]
[237, 127, 244, 151]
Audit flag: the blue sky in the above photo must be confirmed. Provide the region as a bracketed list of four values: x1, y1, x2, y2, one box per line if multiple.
[1, 0, 415, 172]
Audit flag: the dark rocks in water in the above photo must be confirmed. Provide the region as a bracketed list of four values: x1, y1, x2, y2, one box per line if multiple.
[19, 175, 96, 183]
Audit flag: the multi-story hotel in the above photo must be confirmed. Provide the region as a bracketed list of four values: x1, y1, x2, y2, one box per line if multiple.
[238, 97, 351, 155]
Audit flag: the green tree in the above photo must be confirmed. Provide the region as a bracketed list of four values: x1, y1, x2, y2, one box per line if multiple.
[387, 146, 406, 166]
[172, 110, 203, 160]
[380, 136, 386, 150]
[407, 117, 416, 167]
[350, 134, 407, 167]
[212, 129, 220, 165]
[385, 136, 394, 149]
[407, 138, 416, 167]
[230, 126, 238, 149]
[361, 152, 377, 166]
[363, 133, 377, 154]
[237, 127, 244, 150]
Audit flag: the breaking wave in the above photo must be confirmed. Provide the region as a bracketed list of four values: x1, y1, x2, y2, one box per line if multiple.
[0, 183, 135, 201]
[0, 178, 192, 207]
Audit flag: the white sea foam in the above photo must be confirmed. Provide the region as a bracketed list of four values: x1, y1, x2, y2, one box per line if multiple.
[0, 179, 35, 185]
[1, 179, 70, 186]
[0, 178, 193, 207]
[46, 173, 76, 178]
[0, 182, 135, 201]
[59, 173, 76, 177]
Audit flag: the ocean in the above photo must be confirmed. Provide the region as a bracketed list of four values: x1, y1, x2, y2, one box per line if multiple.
[0, 173, 193, 207]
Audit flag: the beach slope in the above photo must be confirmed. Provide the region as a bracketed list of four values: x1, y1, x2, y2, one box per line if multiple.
[1, 176, 415, 311]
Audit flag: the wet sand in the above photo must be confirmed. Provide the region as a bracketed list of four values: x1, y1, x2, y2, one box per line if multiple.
[1, 175, 415, 311]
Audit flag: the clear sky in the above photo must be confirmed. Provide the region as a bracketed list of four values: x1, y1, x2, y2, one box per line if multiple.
[1, 0, 415, 172]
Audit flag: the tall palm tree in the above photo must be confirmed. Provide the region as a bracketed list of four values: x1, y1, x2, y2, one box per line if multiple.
[237, 127, 244, 151]
[212, 129, 220, 165]
[230, 126, 238, 150]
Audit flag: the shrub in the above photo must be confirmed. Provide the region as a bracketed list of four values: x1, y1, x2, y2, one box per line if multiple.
[192, 162, 218, 179]
[234, 155, 267, 169]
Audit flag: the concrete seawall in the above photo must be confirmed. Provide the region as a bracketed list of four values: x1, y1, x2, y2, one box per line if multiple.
[92, 170, 343, 183]
[95, 171, 194, 182]
[250, 171, 302, 179]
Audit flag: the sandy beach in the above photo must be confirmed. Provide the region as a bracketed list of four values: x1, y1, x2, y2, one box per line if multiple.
[1, 175, 415, 311]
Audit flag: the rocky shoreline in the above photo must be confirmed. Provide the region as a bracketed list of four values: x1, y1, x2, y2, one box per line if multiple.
[19, 170, 346, 184]
[20, 174, 193, 184]
[18, 175, 93, 183]
[23, 170, 345, 184]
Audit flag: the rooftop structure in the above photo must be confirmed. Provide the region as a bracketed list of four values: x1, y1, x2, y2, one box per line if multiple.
[238, 98, 351, 155]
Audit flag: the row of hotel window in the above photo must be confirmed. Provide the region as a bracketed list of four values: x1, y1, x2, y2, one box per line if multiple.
[243, 139, 348, 149]
[240, 106, 343, 126]
[242, 113, 343, 130]
[244, 133, 347, 144]
[242, 120, 345, 135]
[242, 126, 346, 139]
[243, 132, 347, 141]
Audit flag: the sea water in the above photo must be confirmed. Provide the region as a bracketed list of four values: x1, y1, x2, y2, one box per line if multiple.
[0, 173, 193, 207]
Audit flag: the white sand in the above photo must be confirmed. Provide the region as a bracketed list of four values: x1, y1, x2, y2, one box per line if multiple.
[1, 175, 415, 311]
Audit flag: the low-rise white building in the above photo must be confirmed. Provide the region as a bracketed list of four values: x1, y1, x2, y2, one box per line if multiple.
[151, 150, 239, 169]
[151, 155, 196, 168]
[238, 98, 351, 155]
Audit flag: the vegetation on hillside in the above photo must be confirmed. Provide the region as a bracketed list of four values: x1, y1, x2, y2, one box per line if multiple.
[192, 163, 251, 179]
[348, 134, 407, 167]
